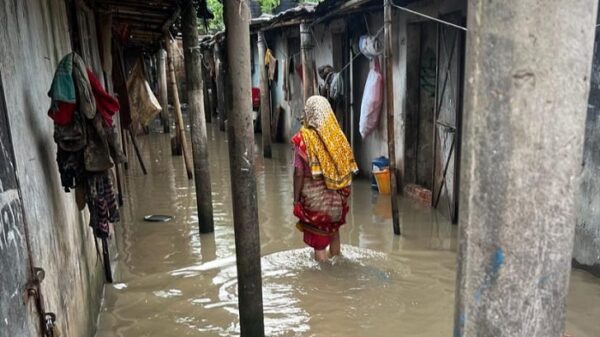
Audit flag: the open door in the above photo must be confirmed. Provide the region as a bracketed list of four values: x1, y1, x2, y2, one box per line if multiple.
[432, 13, 466, 224]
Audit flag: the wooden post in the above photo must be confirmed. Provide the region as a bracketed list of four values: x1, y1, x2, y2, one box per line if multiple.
[112, 42, 131, 170]
[167, 39, 182, 154]
[120, 123, 129, 170]
[223, 0, 265, 336]
[215, 41, 227, 132]
[157, 48, 170, 133]
[257, 31, 272, 158]
[454, 0, 598, 336]
[165, 33, 194, 180]
[300, 22, 315, 102]
[384, 0, 400, 235]
[128, 130, 147, 175]
[181, 0, 215, 234]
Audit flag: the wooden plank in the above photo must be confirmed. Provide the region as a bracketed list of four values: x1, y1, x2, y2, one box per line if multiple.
[384, 0, 400, 235]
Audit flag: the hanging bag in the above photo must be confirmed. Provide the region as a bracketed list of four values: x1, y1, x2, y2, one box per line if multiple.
[359, 57, 384, 138]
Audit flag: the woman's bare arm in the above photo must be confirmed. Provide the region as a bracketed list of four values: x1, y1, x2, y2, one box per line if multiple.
[293, 168, 304, 204]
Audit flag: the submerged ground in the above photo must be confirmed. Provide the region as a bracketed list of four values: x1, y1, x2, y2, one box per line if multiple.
[95, 127, 600, 337]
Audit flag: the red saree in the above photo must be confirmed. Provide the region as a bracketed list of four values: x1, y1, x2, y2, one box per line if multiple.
[292, 132, 351, 250]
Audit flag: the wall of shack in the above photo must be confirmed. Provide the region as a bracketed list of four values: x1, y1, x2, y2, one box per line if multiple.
[0, 1, 105, 336]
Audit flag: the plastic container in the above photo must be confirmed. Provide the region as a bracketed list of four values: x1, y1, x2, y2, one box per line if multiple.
[371, 156, 389, 189]
[374, 169, 391, 194]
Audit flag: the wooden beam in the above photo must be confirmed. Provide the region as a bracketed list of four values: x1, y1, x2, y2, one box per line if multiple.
[181, 0, 215, 234]
[165, 33, 194, 179]
[384, 0, 400, 235]
[223, 0, 265, 335]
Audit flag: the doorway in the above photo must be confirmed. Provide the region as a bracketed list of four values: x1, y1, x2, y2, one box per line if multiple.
[405, 21, 437, 191]
[404, 13, 466, 223]
[332, 31, 351, 137]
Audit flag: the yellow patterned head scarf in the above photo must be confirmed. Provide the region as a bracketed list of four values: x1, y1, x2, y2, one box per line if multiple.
[300, 96, 358, 190]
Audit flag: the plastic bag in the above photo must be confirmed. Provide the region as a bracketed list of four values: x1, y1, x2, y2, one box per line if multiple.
[127, 60, 162, 126]
[359, 35, 383, 59]
[359, 58, 383, 138]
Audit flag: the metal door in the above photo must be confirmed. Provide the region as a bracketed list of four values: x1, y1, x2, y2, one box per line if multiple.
[432, 13, 465, 223]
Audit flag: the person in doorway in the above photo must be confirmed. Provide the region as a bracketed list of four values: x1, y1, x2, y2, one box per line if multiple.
[292, 95, 358, 262]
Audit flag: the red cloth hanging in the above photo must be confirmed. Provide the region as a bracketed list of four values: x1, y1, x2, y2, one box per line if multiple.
[87, 69, 119, 126]
[48, 102, 77, 125]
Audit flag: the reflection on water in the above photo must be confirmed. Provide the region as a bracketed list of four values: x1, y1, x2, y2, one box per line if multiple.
[169, 246, 415, 336]
[95, 128, 600, 337]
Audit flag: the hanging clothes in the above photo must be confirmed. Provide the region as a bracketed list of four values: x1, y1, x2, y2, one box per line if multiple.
[48, 52, 124, 239]
[86, 172, 119, 238]
[318, 65, 334, 98]
[318, 65, 344, 103]
[48, 54, 77, 125]
[265, 48, 278, 81]
[73, 53, 97, 120]
[283, 58, 291, 101]
[56, 149, 84, 192]
[87, 69, 119, 126]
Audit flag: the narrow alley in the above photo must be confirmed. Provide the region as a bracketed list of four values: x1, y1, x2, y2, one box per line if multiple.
[94, 128, 600, 337]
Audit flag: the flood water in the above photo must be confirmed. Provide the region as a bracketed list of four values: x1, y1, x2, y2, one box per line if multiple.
[95, 127, 600, 337]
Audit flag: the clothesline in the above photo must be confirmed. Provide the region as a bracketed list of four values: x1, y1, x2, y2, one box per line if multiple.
[390, 1, 468, 32]
[260, 24, 384, 87]
[263, 38, 302, 65]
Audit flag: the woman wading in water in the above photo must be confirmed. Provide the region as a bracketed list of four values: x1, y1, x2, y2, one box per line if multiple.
[292, 96, 358, 262]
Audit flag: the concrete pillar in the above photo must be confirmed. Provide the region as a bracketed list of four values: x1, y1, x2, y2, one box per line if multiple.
[181, 0, 215, 234]
[222, 0, 265, 336]
[384, 0, 400, 235]
[257, 31, 272, 158]
[454, 1, 598, 337]
[165, 34, 194, 179]
[300, 22, 315, 102]
[157, 49, 170, 133]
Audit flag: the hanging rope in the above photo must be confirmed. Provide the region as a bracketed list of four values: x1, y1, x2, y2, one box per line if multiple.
[390, 1, 468, 32]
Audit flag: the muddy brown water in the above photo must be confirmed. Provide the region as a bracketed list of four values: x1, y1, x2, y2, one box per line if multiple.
[95, 128, 600, 337]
